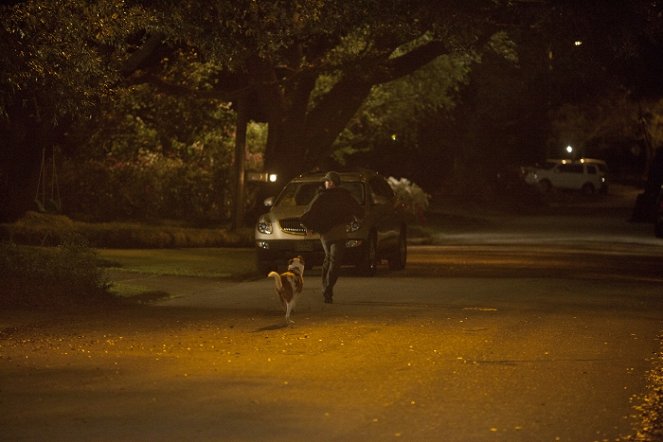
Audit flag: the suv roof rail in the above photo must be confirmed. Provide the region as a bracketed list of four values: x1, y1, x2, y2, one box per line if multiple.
[297, 167, 383, 178]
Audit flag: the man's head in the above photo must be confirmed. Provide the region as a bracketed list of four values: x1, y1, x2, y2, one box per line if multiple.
[321, 171, 341, 188]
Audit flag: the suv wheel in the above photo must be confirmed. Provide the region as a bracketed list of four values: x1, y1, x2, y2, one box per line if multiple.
[357, 233, 377, 276]
[388, 227, 407, 270]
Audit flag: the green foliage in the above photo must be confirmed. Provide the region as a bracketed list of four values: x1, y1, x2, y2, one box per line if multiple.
[547, 93, 642, 158]
[334, 52, 474, 158]
[487, 31, 518, 64]
[0, 0, 151, 122]
[0, 239, 113, 307]
[156, 0, 409, 67]
[61, 77, 239, 222]
[145, 0, 508, 177]
[1, 0, 517, 222]
[59, 153, 232, 223]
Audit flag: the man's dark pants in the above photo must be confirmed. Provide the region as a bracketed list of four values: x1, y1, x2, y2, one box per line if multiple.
[321, 239, 345, 301]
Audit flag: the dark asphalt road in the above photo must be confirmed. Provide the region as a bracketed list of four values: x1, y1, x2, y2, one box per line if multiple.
[1, 186, 662, 441]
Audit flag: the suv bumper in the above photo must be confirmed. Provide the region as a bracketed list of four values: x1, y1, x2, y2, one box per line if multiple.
[256, 239, 366, 268]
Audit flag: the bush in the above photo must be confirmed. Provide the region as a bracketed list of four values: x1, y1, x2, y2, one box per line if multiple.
[0, 239, 114, 307]
[59, 155, 233, 223]
[387, 177, 431, 224]
[0, 211, 254, 248]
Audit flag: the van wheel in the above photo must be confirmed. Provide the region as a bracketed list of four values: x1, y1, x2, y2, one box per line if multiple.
[539, 180, 552, 193]
[581, 183, 595, 195]
[388, 227, 407, 270]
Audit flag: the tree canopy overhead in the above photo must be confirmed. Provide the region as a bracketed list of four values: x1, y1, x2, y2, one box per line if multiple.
[124, 0, 507, 180]
[3, 0, 662, 222]
[1, 0, 510, 220]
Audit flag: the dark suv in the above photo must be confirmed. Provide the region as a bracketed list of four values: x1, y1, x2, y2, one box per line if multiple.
[255, 170, 407, 276]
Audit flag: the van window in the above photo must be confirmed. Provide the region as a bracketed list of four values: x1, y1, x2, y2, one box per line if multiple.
[558, 164, 583, 174]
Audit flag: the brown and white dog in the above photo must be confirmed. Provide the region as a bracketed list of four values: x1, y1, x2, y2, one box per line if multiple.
[267, 256, 305, 323]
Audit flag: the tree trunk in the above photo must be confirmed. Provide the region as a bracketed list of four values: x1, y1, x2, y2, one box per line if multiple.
[259, 75, 373, 185]
[0, 107, 61, 222]
[254, 57, 319, 184]
[257, 40, 456, 183]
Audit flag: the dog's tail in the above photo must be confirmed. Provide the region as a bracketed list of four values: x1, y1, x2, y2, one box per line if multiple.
[267, 271, 283, 290]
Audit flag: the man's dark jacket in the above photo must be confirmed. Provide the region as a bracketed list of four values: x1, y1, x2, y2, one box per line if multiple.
[300, 187, 363, 234]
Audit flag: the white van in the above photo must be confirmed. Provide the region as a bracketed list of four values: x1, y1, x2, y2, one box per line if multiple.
[524, 159, 607, 194]
[578, 158, 609, 175]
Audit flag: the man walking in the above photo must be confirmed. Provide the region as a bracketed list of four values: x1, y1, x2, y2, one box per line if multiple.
[301, 171, 364, 304]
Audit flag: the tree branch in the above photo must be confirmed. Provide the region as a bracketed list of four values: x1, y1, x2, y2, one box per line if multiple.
[373, 40, 449, 84]
[126, 71, 249, 102]
[121, 33, 165, 75]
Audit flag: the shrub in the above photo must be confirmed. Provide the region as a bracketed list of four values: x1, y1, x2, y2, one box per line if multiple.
[0, 239, 114, 307]
[59, 155, 233, 223]
[0, 212, 254, 248]
[387, 177, 431, 224]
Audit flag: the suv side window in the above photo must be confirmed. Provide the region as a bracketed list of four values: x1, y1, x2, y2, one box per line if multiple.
[341, 182, 366, 205]
[369, 177, 394, 205]
[558, 164, 583, 174]
[586, 165, 597, 175]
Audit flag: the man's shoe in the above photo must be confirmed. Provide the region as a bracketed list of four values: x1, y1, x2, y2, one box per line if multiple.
[324, 297, 333, 304]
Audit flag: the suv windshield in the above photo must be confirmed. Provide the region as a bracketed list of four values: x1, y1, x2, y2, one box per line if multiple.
[274, 181, 365, 207]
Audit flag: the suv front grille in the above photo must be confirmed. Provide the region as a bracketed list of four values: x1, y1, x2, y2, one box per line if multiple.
[279, 218, 306, 235]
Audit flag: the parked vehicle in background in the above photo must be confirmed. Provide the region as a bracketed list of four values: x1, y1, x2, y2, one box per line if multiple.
[578, 158, 609, 175]
[523, 159, 608, 194]
[255, 169, 407, 276]
[520, 159, 563, 177]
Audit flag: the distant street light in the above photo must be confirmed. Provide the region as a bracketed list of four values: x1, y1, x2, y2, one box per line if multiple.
[566, 145, 573, 154]
[247, 172, 278, 183]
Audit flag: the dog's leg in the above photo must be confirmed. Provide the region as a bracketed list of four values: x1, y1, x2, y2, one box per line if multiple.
[285, 302, 291, 322]
[285, 302, 295, 323]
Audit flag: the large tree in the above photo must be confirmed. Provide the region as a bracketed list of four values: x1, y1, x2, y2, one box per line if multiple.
[0, 0, 513, 220]
[0, 0, 152, 220]
[125, 0, 508, 183]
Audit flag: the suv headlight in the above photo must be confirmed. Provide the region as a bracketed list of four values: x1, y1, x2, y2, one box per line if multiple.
[346, 219, 361, 233]
[257, 217, 273, 235]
